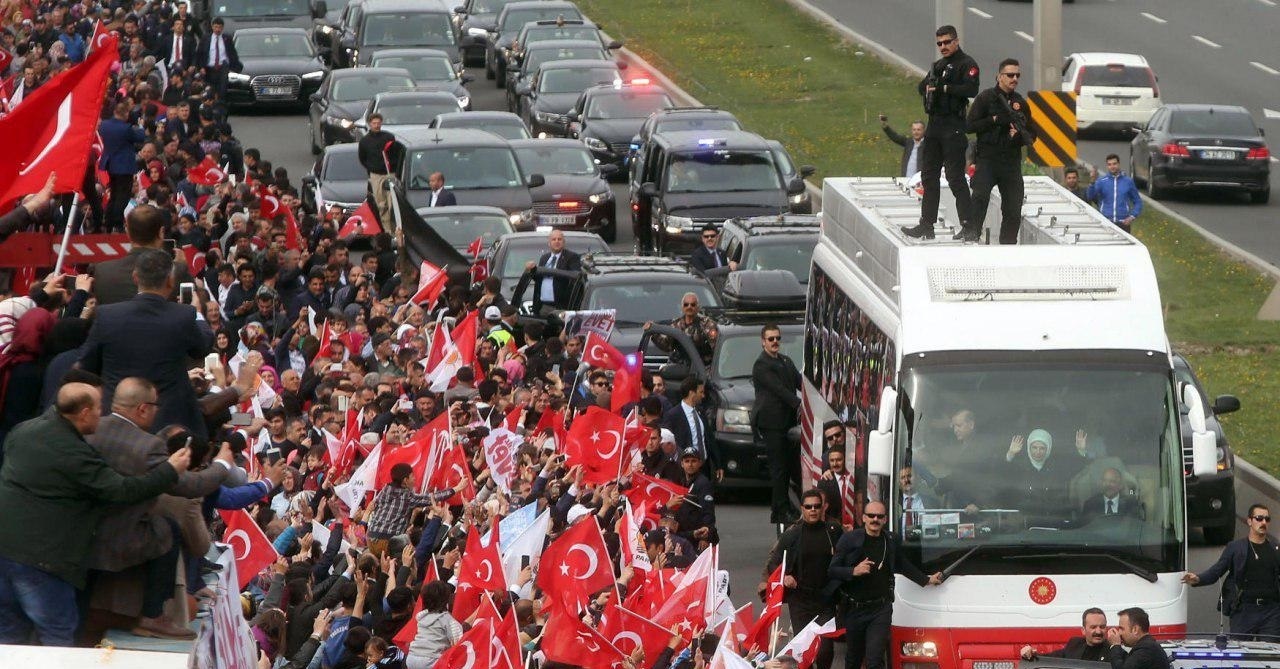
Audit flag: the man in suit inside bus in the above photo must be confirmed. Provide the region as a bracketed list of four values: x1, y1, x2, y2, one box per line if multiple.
[1020, 608, 1110, 662]
[1080, 467, 1141, 522]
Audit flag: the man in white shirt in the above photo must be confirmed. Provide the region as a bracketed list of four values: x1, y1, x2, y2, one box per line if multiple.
[198, 18, 241, 99]
[523, 230, 580, 311]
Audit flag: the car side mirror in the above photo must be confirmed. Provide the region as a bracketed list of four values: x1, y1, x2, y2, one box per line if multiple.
[598, 164, 618, 176]
[799, 165, 816, 178]
[302, 175, 317, 187]
[354, 119, 368, 129]
[310, 93, 321, 103]
[639, 182, 657, 197]
[454, 5, 466, 12]
[786, 177, 806, 195]
[516, 81, 531, 94]
[607, 40, 623, 50]
[313, 0, 327, 18]
[1132, 126, 1143, 134]
[461, 74, 474, 84]
[1213, 394, 1241, 415]
[566, 110, 578, 120]
[866, 386, 897, 478]
[527, 173, 545, 188]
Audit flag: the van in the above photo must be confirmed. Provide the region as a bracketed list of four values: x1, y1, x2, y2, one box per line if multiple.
[1061, 52, 1159, 135]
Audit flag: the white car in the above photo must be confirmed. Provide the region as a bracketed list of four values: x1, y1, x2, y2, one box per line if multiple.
[1061, 52, 1159, 134]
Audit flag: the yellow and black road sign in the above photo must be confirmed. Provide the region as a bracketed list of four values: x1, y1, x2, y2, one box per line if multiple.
[1025, 90, 1077, 167]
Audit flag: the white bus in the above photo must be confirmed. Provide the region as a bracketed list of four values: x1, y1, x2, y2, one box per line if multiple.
[802, 176, 1217, 669]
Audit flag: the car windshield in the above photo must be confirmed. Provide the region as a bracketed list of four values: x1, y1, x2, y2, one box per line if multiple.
[322, 152, 365, 181]
[715, 331, 802, 379]
[656, 118, 741, 134]
[1081, 64, 1154, 88]
[234, 32, 314, 58]
[1169, 110, 1258, 136]
[524, 26, 600, 45]
[438, 119, 531, 140]
[586, 91, 672, 120]
[214, 0, 310, 17]
[372, 55, 457, 82]
[421, 212, 514, 247]
[502, 8, 583, 32]
[523, 46, 607, 74]
[376, 98, 460, 125]
[498, 238, 606, 279]
[514, 145, 596, 176]
[665, 150, 782, 193]
[539, 67, 619, 94]
[470, 0, 518, 14]
[407, 147, 523, 190]
[361, 13, 455, 47]
[586, 284, 719, 323]
[331, 74, 413, 101]
[740, 238, 816, 282]
[894, 358, 1184, 576]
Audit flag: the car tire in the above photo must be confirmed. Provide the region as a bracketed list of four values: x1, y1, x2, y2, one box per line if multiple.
[1203, 523, 1234, 546]
[1129, 152, 1143, 186]
[601, 219, 617, 244]
[1251, 187, 1270, 205]
[1146, 160, 1167, 199]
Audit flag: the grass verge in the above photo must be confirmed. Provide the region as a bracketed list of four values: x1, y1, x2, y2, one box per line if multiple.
[581, 0, 1280, 473]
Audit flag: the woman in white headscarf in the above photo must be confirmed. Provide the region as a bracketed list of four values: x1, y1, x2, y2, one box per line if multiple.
[1004, 428, 1068, 516]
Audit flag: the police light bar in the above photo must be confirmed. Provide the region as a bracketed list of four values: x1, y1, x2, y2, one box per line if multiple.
[697, 138, 727, 147]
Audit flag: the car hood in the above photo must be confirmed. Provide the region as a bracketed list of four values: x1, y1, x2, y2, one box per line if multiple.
[405, 186, 531, 213]
[528, 174, 606, 199]
[711, 377, 753, 410]
[327, 100, 369, 119]
[224, 16, 315, 33]
[582, 119, 645, 143]
[414, 82, 469, 99]
[530, 92, 579, 115]
[360, 44, 460, 65]
[319, 179, 368, 205]
[664, 191, 788, 218]
[240, 56, 325, 77]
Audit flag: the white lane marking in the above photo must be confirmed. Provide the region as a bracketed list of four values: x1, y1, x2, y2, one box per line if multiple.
[1014, 30, 1035, 43]
[1252, 61, 1280, 75]
[968, 7, 993, 19]
[1265, 108, 1280, 119]
[1192, 35, 1222, 48]
[1141, 12, 1167, 24]
[1259, 0, 1276, 7]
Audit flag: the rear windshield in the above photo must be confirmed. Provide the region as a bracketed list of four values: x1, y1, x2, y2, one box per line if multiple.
[322, 151, 365, 181]
[1081, 64, 1154, 88]
[1169, 110, 1258, 136]
[502, 7, 584, 32]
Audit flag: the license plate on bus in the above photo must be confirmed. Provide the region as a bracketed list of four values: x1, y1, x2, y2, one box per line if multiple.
[973, 662, 1015, 669]
[1199, 149, 1236, 160]
[1101, 97, 1132, 106]
[539, 215, 576, 226]
[262, 86, 291, 96]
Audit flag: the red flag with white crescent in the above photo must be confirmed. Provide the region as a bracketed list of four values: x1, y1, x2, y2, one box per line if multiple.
[410, 259, 448, 306]
[433, 619, 493, 669]
[452, 524, 505, 620]
[337, 200, 382, 238]
[582, 330, 624, 370]
[563, 406, 627, 485]
[187, 155, 227, 186]
[217, 509, 279, 589]
[601, 604, 673, 665]
[534, 515, 615, 612]
[541, 605, 626, 669]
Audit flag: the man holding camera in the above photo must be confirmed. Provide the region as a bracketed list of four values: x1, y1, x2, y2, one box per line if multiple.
[966, 58, 1035, 245]
[903, 25, 979, 241]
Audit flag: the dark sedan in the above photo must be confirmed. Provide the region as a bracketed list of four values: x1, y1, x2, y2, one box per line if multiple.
[227, 28, 327, 108]
[504, 39, 610, 112]
[308, 67, 415, 153]
[413, 205, 518, 253]
[302, 143, 367, 215]
[370, 49, 474, 109]
[568, 82, 674, 178]
[484, 0, 583, 86]
[488, 230, 607, 292]
[453, 0, 524, 66]
[1130, 104, 1270, 203]
[430, 111, 532, 140]
[511, 138, 617, 241]
[519, 61, 621, 137]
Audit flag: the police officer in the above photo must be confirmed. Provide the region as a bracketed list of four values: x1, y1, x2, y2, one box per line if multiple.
[966, 58, 1035, 245]
[903, 25, 980, 241]
[675, 447, 718, 548]
[1182, 503, 1280, 639]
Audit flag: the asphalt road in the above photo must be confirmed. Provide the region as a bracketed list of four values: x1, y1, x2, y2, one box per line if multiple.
[229, 38, 1256, 651]
[807, 0, 1280, 265]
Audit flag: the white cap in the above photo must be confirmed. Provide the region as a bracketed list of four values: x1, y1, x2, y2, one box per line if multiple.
[484, 305, 502, 321]
[660, 428, 677, 445]
[566, 504, 591, 525]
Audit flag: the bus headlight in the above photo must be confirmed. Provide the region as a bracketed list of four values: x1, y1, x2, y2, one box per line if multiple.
[901, 642, 938, 658]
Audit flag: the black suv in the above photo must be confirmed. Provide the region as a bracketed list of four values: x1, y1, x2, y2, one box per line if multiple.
[628, 131, 805, 254]
[485, 0, 584, 86]
[339, 0, 459, 68]
[629, 107, 742, 159]
[1173, 352, 1240, 545]
[567, 82, 674, 178]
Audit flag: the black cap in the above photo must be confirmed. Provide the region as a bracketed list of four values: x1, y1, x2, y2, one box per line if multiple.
[643, 530, 665, 545]
[679, 446, 703, 460]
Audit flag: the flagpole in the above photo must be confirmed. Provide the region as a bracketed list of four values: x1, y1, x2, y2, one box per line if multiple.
[768, 549, 786, 658]
[52, 192, 80, 275]
[387, 176, 405, 252]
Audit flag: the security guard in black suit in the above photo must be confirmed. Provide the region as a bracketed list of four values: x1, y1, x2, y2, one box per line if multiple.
[904, 25, 980, 241]
[966, 58, 1035, 245]
[752, 323, 802, 524]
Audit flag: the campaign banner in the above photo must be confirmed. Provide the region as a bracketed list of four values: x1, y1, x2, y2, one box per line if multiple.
[561, 309, 616, 340]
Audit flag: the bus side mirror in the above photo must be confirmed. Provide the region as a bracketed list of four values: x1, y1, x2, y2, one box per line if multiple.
[1183, 384, 1216, 477]
[866, 386, 897, 478]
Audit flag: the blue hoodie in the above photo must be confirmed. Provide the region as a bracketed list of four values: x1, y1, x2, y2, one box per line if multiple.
[1087, 171, 1143, 223]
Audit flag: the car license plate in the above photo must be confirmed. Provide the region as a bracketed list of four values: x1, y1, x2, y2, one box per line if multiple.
[263, 86, 291, 96]
[540, 214, 577, 226]
[1101, 97, 1132, 106]
[972, 662, 1015, 669]
[1200, 149, 1236, 160]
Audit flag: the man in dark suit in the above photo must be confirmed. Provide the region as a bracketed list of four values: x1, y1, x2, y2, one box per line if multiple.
[1183, 503, 1280, 638]
[197, 17, 241, 100]
[1106, 608, 1170, 669]
[1021, 608, 1110, 662]
[86, 378, 229, 640]
[689, 223, 733, 273]
[80, 249, 214, 439]
[99, 101, 147, 232]
[880, 116, 925, 178]
[661, 376, 722, 482]
[427, 171, 457, 207]
[157, 18, 196, 74]
[752, 323, 801, 523]
[92, 205, 195, 306]
[524, 229, 580, 311]
[1080, 467, 1141, 522]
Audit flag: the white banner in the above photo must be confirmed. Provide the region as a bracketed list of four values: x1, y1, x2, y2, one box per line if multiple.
[481, 427, 522, 494]
[191, 545, 257, 669]
[561, 309, 616, 340]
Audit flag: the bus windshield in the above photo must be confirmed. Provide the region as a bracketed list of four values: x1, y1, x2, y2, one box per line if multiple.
[893, 357, 1184, 577]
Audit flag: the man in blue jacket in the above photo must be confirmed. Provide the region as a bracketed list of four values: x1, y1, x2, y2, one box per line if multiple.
[1183, 503, 1280, 638]
[99, 101, 147, 232]
[1087, 154, 1142, 233]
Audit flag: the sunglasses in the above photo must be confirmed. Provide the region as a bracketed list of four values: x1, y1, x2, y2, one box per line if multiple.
[801, 503, 823, 510]
[702, 234, 717, 239]
[683, 302, 698, 307]
[1254, 515, 1271, 522]
[593, 381, 609, 387]
[864, 513, 887, 520]
[936, 38, 955, 47]
[1001, 72, 1022, 78]
[765, 336, 781, 342]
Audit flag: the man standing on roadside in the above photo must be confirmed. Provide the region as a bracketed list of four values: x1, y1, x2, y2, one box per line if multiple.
[1064, 167, 1089, 201]
[1088, 154, 1142, 233]
[966, 58, 1034, 244]
[752, 323, 801, 524]
[358, 113, 398, 235]
[761, 488, 842, 669]
[903, 25, 979, 241]
[1183, 504, 1280, 639]
[880, 115, 925, 178]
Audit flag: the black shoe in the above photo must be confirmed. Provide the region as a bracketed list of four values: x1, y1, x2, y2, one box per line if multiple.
[955, 227, 982, 243]
[902, 224, 935, 239]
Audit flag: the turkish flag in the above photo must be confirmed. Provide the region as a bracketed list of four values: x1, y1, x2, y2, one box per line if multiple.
[337, 201, 382, 238]
[564, 406, 627, 485]
[425, 437, 475, 505]
[422, 321, 449, 374]
[0, 32, 117, 204]
[180, 244, 207, 278]
[601, 604, 671, 665]
[313, 320, 335, 361]
[627, 473, 690, 512]
[452, 524, 505, 620]
[187, 155, 227, 186]
[535, 515, 615, 611]
[410, 259, 448, 306]
[434, 619, 492, 669]
[503, 404, 524, 433]
[743, 563, 785, 654]
[466, 236, 484, 259]
[533, 407, 567, 449]
[87, 20, 111, 55]
[652, 546, 715, 637]
[374, 430, 434, 491]
[582, 331, 625, 370]
[465, 595, 521, 669]
[218, 509, 279, 589]
[542, 606, 627, 669]
[282, 205, 302, 250]
[610, 354, 643, 414]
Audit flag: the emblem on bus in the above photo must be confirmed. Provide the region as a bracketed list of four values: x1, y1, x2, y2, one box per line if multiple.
[1028, 577, 1057, 605]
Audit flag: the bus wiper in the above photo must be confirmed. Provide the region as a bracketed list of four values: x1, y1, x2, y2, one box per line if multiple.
[1007, 552, 1158, 583]
[938, 545, 989, 582]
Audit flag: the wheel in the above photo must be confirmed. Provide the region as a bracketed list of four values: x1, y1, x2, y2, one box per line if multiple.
[1146, 160, 1167, 199]
[1129, 152, 1143, 185]
[1203, 523, 1234, 546]
[1251, 187, 1270, 204]
[600, 218, 617, 244]
[495, 61, 506, 89]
